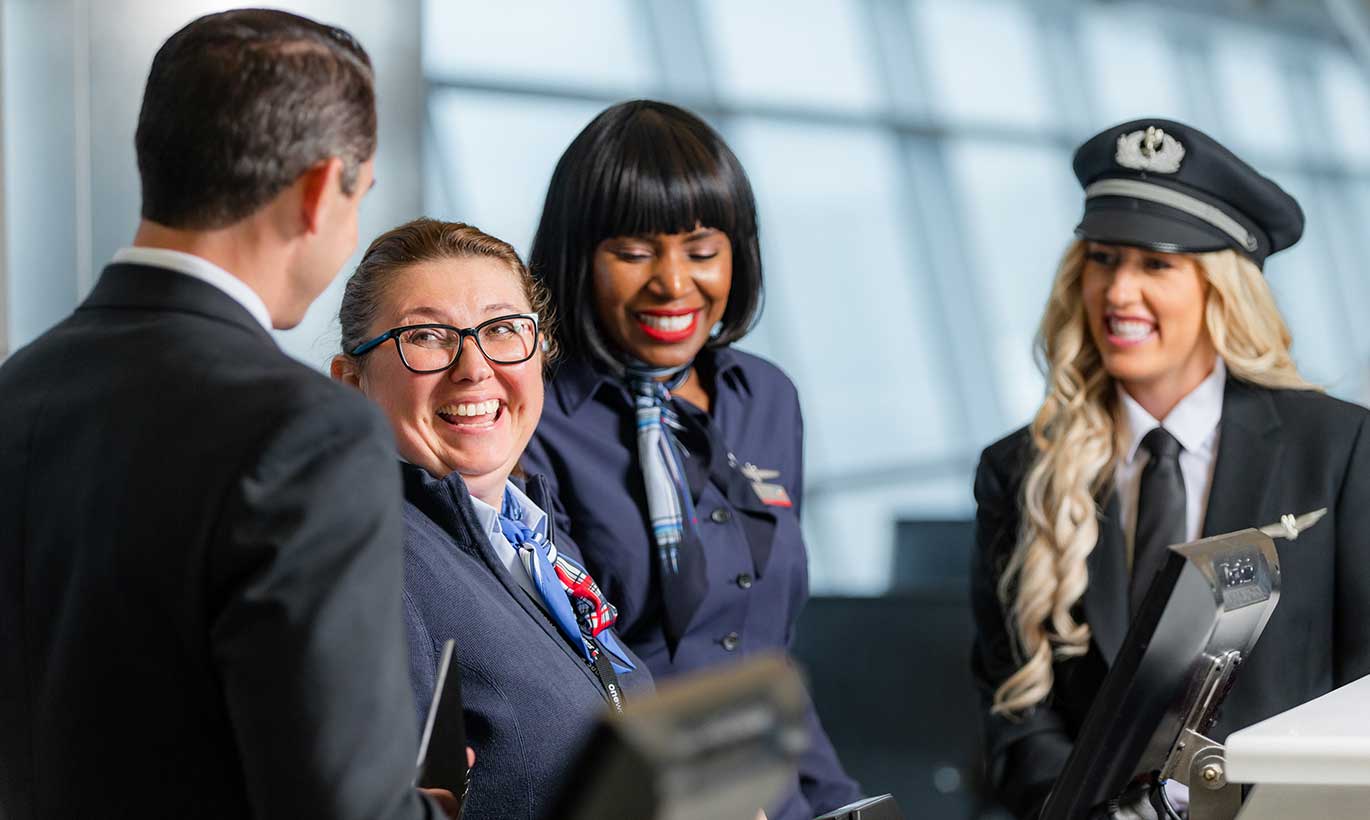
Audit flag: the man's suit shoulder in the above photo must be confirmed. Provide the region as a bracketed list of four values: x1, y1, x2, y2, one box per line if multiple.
[225, 358, 393, 469]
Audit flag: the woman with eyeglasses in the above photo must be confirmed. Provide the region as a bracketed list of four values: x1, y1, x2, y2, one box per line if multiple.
[521, 100, 861, 820]
[972, 119, 1370, 818]
[331, 218, 653, 820]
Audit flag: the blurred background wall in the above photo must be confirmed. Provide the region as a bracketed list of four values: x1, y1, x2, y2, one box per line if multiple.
[0, 0, 423, 366]
[4, 1, 1370, 815]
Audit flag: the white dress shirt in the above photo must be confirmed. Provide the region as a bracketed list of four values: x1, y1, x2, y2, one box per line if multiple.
[1114, 358, 1227, 569]
[470, 482, 549, 611]
[112, 246, 273, 333]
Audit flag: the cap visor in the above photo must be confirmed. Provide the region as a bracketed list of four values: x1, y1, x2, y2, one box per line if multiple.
[1075, 202, 1232, 255]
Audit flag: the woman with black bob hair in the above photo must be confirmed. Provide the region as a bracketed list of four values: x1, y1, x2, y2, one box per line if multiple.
[523, 100, 862, 820]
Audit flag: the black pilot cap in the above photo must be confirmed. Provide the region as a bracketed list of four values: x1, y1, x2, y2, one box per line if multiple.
[1072, 118, 1304, 268]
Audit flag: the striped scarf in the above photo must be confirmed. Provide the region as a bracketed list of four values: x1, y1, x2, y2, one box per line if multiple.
[499, 488, 634, 673]
[626, 365, 697, 577]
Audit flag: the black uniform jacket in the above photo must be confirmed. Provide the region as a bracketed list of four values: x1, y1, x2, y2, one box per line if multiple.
[0, 264, 438, 819]
[971, 377, 1370, 818]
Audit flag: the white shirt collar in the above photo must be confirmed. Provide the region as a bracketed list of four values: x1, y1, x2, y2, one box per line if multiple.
[468, 481, 548, 537]
[1119, 357, 1227, 464]
[112, 246, 273, 333]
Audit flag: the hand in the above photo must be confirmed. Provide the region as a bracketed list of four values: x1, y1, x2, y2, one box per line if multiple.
[419, 748, 476, 820]
[756, 812, 768, 820]
[421, 788, 461, 819]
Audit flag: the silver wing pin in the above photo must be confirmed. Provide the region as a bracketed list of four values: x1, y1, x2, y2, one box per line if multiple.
[739, 463, 780, 483]
[1258, 508, 1328, 541]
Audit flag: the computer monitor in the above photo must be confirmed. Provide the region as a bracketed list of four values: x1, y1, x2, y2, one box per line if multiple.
[1039, 528, 1282, 820]
[552, 654, 812, 820]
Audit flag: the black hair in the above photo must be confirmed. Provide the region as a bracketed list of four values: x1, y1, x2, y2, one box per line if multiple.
[135, 8, 376, 230]
[528, 99, 763, 368]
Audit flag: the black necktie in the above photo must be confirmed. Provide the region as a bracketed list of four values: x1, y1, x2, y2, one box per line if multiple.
[1130, 427, 1186, 615]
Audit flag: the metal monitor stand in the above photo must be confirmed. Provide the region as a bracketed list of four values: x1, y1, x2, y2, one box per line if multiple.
[1159, 651, 1243, 820]
[1148, 527, 1290, 820]
[1040, 523, 1291, 820]
[1148, 510, 1329, 820]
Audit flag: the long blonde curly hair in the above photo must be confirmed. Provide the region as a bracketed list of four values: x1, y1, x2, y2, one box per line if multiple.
[992, 240, 1314, 716]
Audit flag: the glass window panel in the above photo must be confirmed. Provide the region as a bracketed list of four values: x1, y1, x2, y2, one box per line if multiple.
[1312, 180, 1370, 377]
[699, 0, 882, 113]
[806, 478, 972, 595]
[423, 0, 655, 93]
[911, 0, 1051, 129]
[728, 118, 957, 480]
[1325, 182, 1370, 405]
[1079, 8, 1188, 126]
[1317, 52, 1370, 170]
[1348, 178, 1370, 338]
[1263, 173, 1356, 391]
[1209, 30, 1300, 161]
[427, 90, 605, 254]
[943, 139, 1079, 428]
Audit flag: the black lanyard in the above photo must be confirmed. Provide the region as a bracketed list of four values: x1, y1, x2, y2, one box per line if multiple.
[519, 584, 626, 713]
[538, 523, 625, 713]
[586, 634, 625, 713]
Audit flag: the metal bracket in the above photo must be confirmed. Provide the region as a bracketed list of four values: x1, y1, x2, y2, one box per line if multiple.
[1175, 730, 1241, 820]
[1162, 651, 1240, 780]
[1161, 650, 1245, 820]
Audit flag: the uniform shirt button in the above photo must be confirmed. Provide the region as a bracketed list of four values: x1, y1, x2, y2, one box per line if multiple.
[721, 631, 741, 651]
[735, 573, 754, 589]
[709, 508, 732, 524]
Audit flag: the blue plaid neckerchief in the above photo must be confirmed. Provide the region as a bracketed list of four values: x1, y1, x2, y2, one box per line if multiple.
[498, 488, 635, 674]
[625, 365, 697, 576]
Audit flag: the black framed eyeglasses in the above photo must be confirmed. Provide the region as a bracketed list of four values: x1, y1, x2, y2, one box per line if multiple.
[349, 313, 540, 374]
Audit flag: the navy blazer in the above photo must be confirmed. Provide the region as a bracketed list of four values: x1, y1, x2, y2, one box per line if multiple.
[972, 378, 1370, 818]
[524, 347, 861, 820]
[399, 463, 654, 820]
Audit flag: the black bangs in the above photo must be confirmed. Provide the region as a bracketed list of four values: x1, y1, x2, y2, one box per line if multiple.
[529, 99, 765, 366]
[586, 107, 752, 246]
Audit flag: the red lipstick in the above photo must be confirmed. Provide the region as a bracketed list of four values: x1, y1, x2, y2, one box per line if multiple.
[634, 309, 699, 343]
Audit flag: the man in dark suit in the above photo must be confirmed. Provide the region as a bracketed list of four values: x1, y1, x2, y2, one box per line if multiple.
[0, 10, 450, 819]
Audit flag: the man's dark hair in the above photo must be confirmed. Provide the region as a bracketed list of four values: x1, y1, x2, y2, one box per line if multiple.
[135, 8, 376, 230]
[528, 99, 764, 369]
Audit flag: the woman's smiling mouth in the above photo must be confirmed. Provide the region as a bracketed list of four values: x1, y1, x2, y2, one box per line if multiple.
[635, 309, 699, 342]
[436, 400, 503, 430]
[1105, 314, 1157, 347]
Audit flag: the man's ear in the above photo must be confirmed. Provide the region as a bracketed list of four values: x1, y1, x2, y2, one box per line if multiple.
[330, 353, 361, 388]
[299, 157, 345, 235]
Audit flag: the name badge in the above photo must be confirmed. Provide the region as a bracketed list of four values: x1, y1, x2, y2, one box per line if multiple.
[750, 481, 793, 508]
[736, 459, 793, 508]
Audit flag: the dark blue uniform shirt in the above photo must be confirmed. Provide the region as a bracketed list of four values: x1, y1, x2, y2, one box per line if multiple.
[524, 346, 861, 820]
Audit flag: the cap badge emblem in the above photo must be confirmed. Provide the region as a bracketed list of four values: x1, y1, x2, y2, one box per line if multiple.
[1115, 126, 1185, 173]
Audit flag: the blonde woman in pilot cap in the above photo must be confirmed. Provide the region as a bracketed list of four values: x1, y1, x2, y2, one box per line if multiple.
[970, 119, 1370, 818]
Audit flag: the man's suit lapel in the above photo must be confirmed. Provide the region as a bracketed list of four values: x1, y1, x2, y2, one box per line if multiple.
[1085, 493, 1130, 664]
[1203, 379, 1283, 538]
